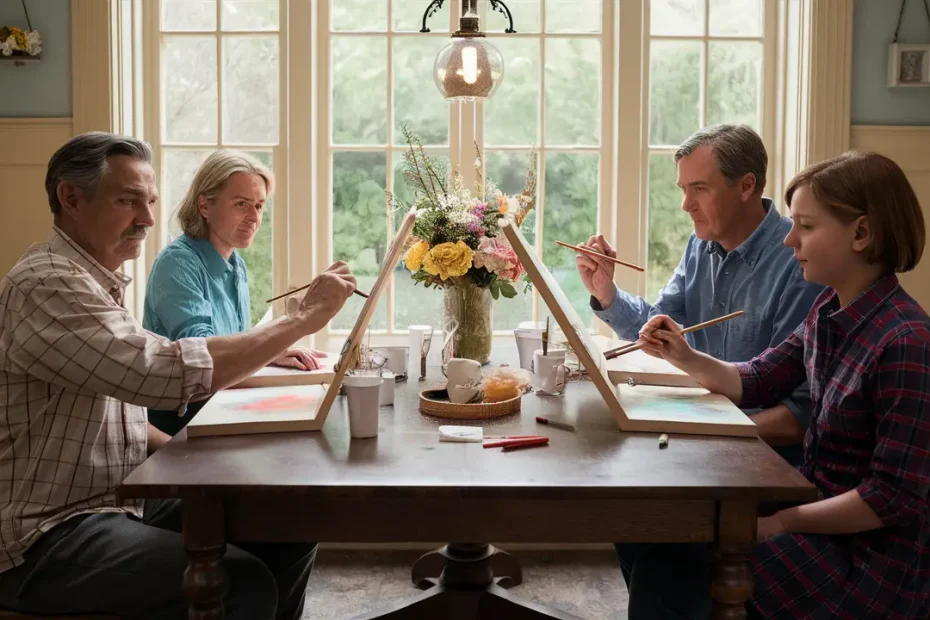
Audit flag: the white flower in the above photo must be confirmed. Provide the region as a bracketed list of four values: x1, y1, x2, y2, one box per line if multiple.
[25, 30, 42, 55]
[0, 37, 14, 57]
[473, 157, 481, 168]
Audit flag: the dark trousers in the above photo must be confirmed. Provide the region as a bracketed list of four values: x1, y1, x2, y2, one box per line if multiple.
[615, 542, 765, 620]
[0, 498, 317, 620]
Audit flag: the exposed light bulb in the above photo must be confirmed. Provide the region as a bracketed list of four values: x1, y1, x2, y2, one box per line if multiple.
[461, 46, 478, 84]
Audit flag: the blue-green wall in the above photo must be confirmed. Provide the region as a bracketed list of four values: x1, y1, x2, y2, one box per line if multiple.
[852, 0, 930, 125]
[0, 0, 71, 117]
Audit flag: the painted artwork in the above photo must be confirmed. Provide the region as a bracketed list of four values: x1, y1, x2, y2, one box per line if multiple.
[616, 384, 754, 428]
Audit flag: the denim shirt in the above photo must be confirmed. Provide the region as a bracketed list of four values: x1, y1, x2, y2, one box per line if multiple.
[593, 199, 824, 464]
[143, 234, 250, 341]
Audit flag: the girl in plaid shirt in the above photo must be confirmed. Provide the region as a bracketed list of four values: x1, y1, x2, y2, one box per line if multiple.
[639, 151, 929, 619]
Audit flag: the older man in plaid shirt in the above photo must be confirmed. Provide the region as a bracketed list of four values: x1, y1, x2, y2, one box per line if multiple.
[0, 132, 357, 619]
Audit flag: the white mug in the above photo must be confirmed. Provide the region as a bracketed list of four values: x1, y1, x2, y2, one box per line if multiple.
[533, 349, 570, 396]
[445, 358, 483, 404]
[372, 346, 409, 380]
[343, 375, 382, 438]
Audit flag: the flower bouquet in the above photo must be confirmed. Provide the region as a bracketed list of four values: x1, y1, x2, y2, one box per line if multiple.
[392, 125, 536, 364]
[0, 25, 42, 62]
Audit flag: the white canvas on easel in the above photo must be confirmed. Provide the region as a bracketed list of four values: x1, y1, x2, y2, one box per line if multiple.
[501, 221, 756, 439]
[187, 211, 417, 438]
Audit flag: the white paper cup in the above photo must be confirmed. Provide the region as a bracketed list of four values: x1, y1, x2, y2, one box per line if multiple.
[408, 325, 433, 376]
[344, 375, 382, 438]
[379, 370, 395, 406]
[514, 328, 544, 371]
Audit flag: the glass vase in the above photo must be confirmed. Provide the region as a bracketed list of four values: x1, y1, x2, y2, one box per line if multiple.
[442, 281, 492, 365]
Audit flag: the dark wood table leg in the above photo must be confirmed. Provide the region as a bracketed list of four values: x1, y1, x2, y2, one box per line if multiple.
[711, 500, 756, 620]
[412, 544, 522, 589]
[182, 496, 227, 620]
[360, 543, 572, 620]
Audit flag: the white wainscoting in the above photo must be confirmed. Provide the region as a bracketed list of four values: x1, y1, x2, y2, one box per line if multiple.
[850, 125, 930, 311]
[0, 118, 73, 274]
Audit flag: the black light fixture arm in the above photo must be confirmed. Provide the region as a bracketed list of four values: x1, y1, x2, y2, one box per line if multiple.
[419, 0, 517, 34]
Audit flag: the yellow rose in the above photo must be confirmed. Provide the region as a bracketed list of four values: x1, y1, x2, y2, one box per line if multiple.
[404, 240, 429, 272]
[496, 195, 509, 213]
[422, 241, 474, 281]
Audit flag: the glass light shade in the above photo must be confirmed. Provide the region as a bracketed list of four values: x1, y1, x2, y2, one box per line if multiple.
[433, 36, 505, 102]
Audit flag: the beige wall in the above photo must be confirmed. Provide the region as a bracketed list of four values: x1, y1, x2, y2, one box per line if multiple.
[0, 119, 72, 274]
[850, 125, 930, 311]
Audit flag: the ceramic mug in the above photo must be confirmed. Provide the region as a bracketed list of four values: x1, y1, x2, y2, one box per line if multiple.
[372, 346, 409, 380]
[533, 349, 570, 396]
[445, 358, 483, 404]
[514, 327, 544, 371]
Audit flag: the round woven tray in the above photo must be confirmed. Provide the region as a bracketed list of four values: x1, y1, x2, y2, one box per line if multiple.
[418, 388, 522, 420]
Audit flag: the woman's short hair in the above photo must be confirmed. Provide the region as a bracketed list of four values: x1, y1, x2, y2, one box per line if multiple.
[785, 151, 925, 273]
[176, 150, 274, 239]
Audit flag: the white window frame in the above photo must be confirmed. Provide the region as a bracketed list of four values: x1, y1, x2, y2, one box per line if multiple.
[76, 0, 854, 339]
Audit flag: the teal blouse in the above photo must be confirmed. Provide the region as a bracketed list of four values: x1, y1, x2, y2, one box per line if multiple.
[143, 234, 250, 435]
[143, 234, 250, 340]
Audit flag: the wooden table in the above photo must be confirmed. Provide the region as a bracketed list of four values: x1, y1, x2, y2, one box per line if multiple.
[119, 368, 817, 620]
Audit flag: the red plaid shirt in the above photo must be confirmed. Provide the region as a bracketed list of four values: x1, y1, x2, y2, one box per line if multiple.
[0, 228, 214, 574]
[736, 274, 930, 618]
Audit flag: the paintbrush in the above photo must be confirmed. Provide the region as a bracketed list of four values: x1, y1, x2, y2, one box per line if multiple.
[604, 311, 745, 360]
[555, 240, 644, 272]
[266, 283, 369, 304]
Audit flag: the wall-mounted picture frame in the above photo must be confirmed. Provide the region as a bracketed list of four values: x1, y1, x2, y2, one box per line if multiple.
[888, 43, 930, 87]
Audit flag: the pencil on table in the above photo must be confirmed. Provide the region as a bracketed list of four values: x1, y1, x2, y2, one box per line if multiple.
[555, 240, 645, 273]
[604, 310, 746, 360]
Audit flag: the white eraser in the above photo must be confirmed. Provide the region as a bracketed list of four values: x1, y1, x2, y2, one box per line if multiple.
[438, 425, 484, 443]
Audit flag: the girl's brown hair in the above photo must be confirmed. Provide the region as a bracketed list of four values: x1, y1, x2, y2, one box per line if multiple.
[785, 151, 925, 273]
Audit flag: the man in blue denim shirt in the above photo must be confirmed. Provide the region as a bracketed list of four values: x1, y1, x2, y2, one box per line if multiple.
[576, 125, 824, 620]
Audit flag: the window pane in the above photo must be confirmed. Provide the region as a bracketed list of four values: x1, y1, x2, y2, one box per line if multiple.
[223, 36, 279, 144]
[707, 42, 761, 130]
[485, 39, 539, 146]
[647, 152, 692, 302]
[545, 0, 599, 33]
[486, 151, 537, 330]
[164, 37, 218, 143]
[162, 0, 215, 31]
[393, 37, 449, 146]
[545, 39, 600, 146]
[237, 151, 274, 326]
[488, 0, 540, 33]
[332, 37, 388, 145]
[332, 0, 387, 31]
[332, 152, 388, 330]
[541, 153, 598, 326]
[709, 0, 762, 37]
[162, 150, 211, 241]
[649, 40, 700, 147]
[222, 0, 278, 30]
[393, 0, 449, 32]
[650, 0, 704, 36]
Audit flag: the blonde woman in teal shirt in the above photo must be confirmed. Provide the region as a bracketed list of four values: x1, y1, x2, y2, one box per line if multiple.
[144, 151, 324, 434]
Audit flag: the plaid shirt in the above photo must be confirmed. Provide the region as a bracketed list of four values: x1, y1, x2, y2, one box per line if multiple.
[736, 275, 930, 619]
[0, 228, 213, 574]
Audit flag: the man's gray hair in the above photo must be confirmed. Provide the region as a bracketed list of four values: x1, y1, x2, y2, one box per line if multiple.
[674, 124, 767, 194]
[45, 132, 153, 216]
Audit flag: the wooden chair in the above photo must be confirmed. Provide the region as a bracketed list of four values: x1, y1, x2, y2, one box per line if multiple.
[0, 612, 121, 619]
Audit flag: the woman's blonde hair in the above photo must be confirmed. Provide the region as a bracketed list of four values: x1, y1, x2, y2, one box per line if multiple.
[176, 150, 274, 239]
[785, 151, 925, 273]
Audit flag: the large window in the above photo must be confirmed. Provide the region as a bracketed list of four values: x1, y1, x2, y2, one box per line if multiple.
[319, 0, 611, 345]
[132, 0, 779, 344]
[152, 0, 282, 326]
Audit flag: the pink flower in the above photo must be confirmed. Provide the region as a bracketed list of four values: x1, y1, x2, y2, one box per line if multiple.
[473, 237, 524, 282]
